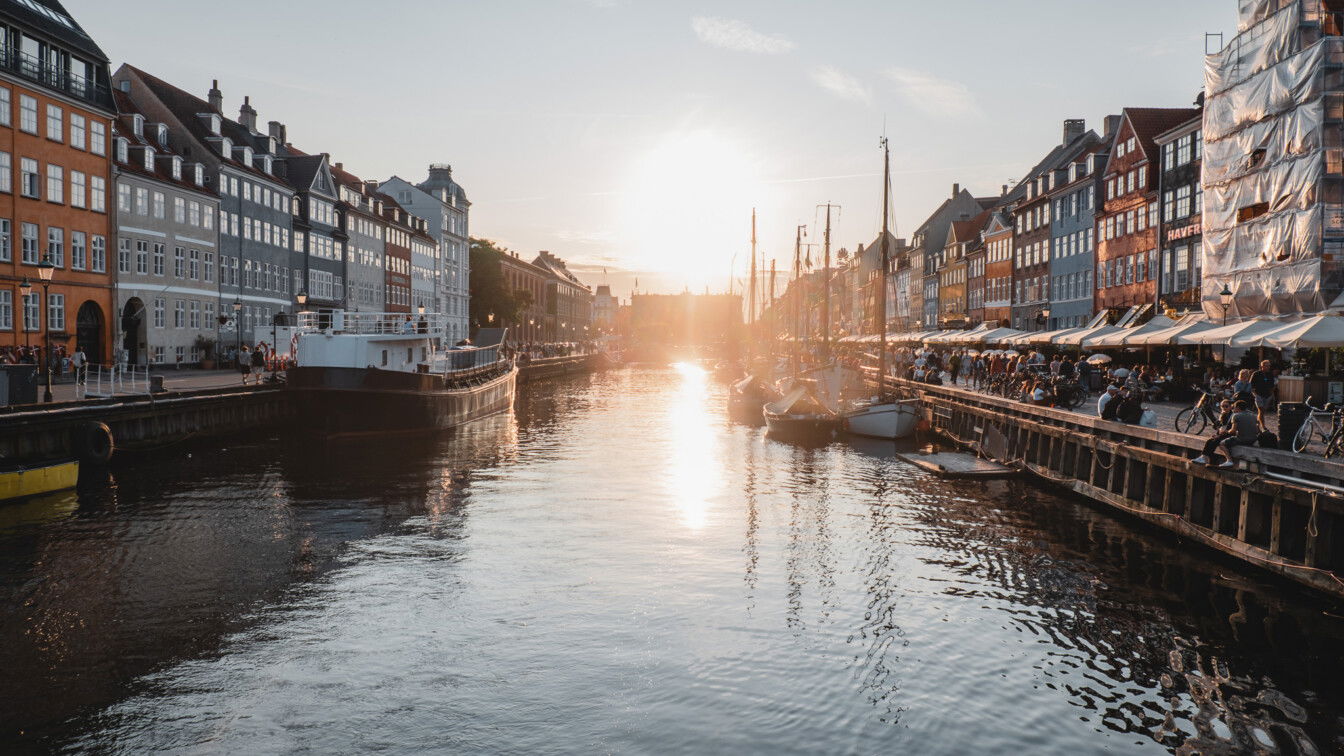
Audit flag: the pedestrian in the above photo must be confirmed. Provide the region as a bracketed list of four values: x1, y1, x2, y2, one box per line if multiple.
[239, 344, 252, 384]
[251, 342, 267, 382]
[1098, 384, 1121, 420]
[1193, 400, 1261, 469]
[70, 345, 87, 383]
[1251, 360, 1277, 414]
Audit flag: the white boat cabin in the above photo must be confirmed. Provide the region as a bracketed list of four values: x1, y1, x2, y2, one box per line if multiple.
[294, 311, 499, 375]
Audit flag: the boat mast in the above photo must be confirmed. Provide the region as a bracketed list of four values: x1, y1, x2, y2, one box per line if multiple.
[818, 203, 839, 361]
[793, 224, 805, 377]
[878, 137, 891, 398]
[749, 209, 757, 331]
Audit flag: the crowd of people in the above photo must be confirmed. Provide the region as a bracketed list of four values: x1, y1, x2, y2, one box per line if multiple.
[0, 344, 87, 379]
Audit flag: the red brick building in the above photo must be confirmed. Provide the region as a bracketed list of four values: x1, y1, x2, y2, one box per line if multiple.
[0, 1, 116, 362]
[1094, 108, 1198, 316]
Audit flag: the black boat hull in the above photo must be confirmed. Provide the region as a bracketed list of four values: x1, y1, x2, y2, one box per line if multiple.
[287, 365, 517, 436]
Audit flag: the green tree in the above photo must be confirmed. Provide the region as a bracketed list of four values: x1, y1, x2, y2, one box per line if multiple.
[469, 237, 533, 334]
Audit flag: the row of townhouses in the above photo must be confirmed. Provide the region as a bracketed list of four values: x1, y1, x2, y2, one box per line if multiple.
[773, 0, 1344, 340]
[0, 0, 472, 366]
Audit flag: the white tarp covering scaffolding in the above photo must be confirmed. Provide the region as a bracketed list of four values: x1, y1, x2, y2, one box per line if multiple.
[1202, 0, 1344, 319]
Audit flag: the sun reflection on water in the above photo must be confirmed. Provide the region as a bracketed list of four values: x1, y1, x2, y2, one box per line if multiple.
[666, 362, 721, 530]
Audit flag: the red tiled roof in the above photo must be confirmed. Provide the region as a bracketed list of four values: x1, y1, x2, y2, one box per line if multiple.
[1121, 107, 1201, 162]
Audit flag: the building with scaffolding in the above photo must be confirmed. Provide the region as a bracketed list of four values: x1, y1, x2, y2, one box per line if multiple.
[1202, 0, 1344, 319]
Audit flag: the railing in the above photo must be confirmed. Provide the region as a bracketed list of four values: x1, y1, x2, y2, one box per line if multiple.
[442, 344, 501, 373]
[80, 363, 151, 399]
[0, 47, 112, 108]
[297, 310, 445, 337]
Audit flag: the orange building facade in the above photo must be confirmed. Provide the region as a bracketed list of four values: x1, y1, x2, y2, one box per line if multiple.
[0, 3, 116, 363]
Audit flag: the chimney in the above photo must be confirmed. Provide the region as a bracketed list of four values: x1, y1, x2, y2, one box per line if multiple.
[1062, 118, 1085, 145]
[239, 96, 257, 132]
[208, 79, 223, 113]
[267, 120, 287, 145]
[952, 183, 960, 198]
[1001, 183, 1008, 196]
[334, 162, 343, 172]
[1103, 114, 1122, 140]
[364, 180, 380, 196]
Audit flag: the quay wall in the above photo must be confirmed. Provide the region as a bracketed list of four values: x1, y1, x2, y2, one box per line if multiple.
[517, 354, 603, 383]
[0, 385, 294, 464]
[903, 379, 1344, 601]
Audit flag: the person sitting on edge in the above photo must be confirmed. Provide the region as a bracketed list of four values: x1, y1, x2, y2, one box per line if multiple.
[1098, 384, 1121, 420]
[1193, 400, 1261, 469]
[1030, 380, 1049, 406]
[1114, 386, 1144, 424]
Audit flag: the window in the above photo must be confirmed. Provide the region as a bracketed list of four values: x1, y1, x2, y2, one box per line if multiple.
[205, 301, 215, 328]
[45, 104, 61, 141]
[173, 197, 185, 223]
[135, 187, 148, 215]
[69, 170, 84, 207]
[46, 226, 62, 266]
[91, 236, 105, 272]
[136, 240, 148, 274]
[189, 300, 200, 329]
[20, 158, 38, 198]
[90, 121, 106, 155]
[204, 250, 214, 282]
[187, 201, 200, 227]
[189, 248, 199, 280]
[19, 95, 36, 133]
[152, 346, 164, 364]
[174, 246, 184, 278]
[152, 191, 165, 219]
[174, 299, 185, 328]
[115, 138, 128, 163]
[117, 238, 130, 273]
[117, 183, 131, 212]
[153, 298, 165, 328]
[90, 176, 106, 212]
[46, 164, 62, 203]
[0, 290, 9, 330]
[47, 293, 63, 331]
[0, 87, 9, 127]
[153, 243, 164, 276]
[21, 292, 38, 332]
[203, 206, 213, 231]
[0, 151, 9, 194]
[20, 222, 38, 264]
[70, 114, 85, 150]
[71, 231, 85, 270]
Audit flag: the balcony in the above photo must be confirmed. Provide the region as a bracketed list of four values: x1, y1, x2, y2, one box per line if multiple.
[0, 47, 111, 109]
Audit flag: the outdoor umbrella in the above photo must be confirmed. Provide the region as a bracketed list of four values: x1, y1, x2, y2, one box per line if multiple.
[1258, 314, 1344, 349]
[1086, 353, 1112, 364]
[1179, 318, 1289, 346]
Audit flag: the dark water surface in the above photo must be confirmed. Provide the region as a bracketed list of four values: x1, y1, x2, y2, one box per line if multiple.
[3, 365, 1344, 754]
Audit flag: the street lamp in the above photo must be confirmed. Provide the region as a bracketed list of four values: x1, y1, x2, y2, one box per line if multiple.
[1219, 283, 1233, 365]
[232, 298, 243, 368]
[18, 277, 30, 349]
[296, 290, 309, 311]
[37, 256, 54, 402]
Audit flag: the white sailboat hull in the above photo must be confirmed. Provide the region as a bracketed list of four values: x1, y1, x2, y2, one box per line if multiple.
[842, 400, 919, 440]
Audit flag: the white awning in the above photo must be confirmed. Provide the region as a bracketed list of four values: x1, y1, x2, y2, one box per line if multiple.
[1179, 318, 1292, 346]
[1256, 314, 1344, 349]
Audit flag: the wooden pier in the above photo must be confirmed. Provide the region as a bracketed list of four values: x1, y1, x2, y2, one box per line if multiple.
[517, 353, 604, 383]
[905, 379, 1344, 600]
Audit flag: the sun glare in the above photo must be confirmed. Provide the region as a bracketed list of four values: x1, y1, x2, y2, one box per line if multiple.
[666, 362, 718, 529]
[620, 130, 763, 290]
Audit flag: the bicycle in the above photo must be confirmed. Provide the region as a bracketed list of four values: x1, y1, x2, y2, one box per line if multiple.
[1174, 388, 1223, 434]
[1294, 397, 1344, 455]
[1050, 376, 1088, 410]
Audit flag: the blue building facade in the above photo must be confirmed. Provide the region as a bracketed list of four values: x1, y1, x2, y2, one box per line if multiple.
[1047, 146, 1108, 330]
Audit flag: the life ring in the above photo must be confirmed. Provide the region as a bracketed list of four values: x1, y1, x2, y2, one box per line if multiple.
[77, 421, 114, 464]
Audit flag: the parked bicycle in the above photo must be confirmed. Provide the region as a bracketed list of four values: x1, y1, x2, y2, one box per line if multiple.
[1293, 396, 1344, 456]
[1174, 388, 1223, 434]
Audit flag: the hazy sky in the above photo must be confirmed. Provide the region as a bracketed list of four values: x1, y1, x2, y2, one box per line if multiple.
[68, 0, 1236, 298]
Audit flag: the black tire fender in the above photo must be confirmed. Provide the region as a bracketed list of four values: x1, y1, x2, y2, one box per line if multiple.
[77, 421, 114, 465]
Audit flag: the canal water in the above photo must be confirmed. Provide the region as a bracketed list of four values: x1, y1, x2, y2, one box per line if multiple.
[3, 365, 1343, 754]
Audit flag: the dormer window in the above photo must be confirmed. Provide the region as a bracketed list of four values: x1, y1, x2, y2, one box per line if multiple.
[142, 147, 154, 171]
[267, 136, 276, 154]
[209, 114, 220, 135]
[241, 146, 253, 168]
[156, 124, 168, 147]
[115, 137, 128, 163]
[193, 164, 203, 186]
[220, 136, 232, 158]
[131, 113, 144, 137]
[261, 154, 272, 174]
[171, 156, 182, 181]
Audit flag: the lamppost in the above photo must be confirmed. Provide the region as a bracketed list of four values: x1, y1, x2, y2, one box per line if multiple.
[232, 298, 243, 368]
[1219, 283, 1233, 365]
[18, 277, 30, 348]
[37, 255, 55, 402]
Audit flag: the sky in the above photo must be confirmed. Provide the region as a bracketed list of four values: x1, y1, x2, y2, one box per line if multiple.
[67, 0, 1237, 301]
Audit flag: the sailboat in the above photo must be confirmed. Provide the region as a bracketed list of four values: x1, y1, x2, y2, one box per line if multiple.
[764, 222, 840, 440]
[841, 137, 919, 440]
